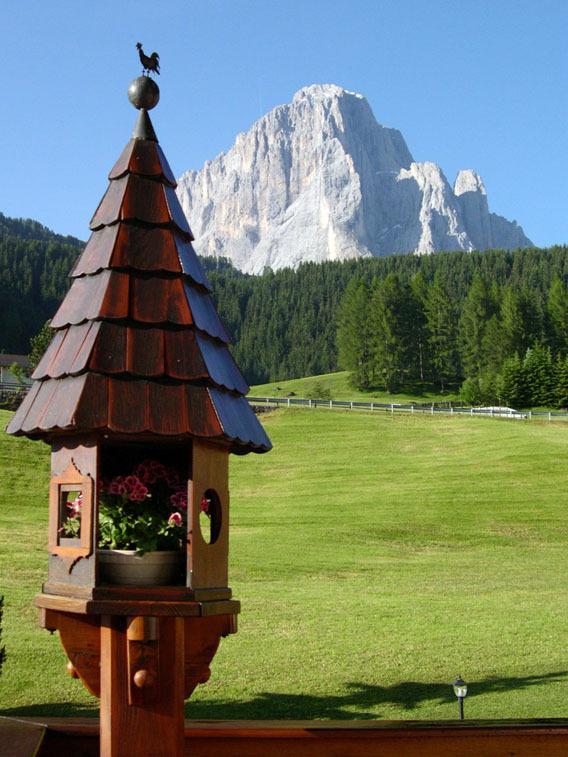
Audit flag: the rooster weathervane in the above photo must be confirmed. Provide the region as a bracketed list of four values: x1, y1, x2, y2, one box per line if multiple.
[136, 42, 160, 76]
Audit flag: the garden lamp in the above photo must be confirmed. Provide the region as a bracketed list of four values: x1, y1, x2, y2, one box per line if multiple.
[453, 676, 468, 720]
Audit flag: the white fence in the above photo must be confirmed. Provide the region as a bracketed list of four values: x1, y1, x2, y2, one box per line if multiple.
[248, 396, 568, 422]
[1, 383, 566, 422]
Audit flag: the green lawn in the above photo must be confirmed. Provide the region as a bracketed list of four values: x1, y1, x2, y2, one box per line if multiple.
[251, 370, 461, 404]
[0, 408, 567, 720]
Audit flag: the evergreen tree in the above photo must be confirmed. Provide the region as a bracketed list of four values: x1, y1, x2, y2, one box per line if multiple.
[498, 354, 526, 407]
[410, 272, 429, 381]
[459, 274, 496, 378]
[499, 287, 533, 361]
[336, 277, 372, 388]
[424, 273, 458, 391]
[523, 345, 555, 407]
[554, 355, 568, 408]
[481, 314, 504, 376]
[369, 274, 416, 392]
[548, 277, 568, 356]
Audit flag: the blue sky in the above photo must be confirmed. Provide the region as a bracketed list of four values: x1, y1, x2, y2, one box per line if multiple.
[2, 0, 566, 247]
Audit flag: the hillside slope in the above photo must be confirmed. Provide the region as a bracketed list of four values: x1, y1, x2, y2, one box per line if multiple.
[1, 408, 567, 719]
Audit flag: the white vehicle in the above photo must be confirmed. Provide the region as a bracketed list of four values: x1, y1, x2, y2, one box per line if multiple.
[476, 406, 527, 419]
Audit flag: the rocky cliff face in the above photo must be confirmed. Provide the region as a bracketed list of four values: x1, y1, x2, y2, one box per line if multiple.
[177, 84, 532, 273]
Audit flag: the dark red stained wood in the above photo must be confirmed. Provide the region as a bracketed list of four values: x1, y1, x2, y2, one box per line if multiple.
[33, 323, 100, 379]
[89, 179, 127, 230]
[167, 277, 194, 325]
[100, 616, 185, 757]
[164, 330, 207, 381]
[121, 175, 171, 225]
[131, 276, 192, 325]
[16, 376, 87, 433]
[195, 333, 249, 394]
[71, 226, 211, 286]
[208, 388, 272, 452]
[51, 272, 109, 328]
[89, 322, 127, 373]
[50, 271, 130, 327]
[31, 323, 246, 389]
[5, 379, 42, 434]
[68, 324, 100, 374]
[184, 283, 230, 343]
[90, 176, 193, 238]
[32, 328, 66, 379]
[174, 236, 211, 290]
[7, 110, 272, 453]
[108, 378, 148, 433]
[111, 225, 181, 273]
[126, 327, 164, 376]
[107, 139, 136, 180]
[49, 376, 90, 430]
[108, 139, 176, 186]
[20, 380, 60, 432]
[156, 144, 177, 185]
[71, 226, 119, 277]
[8, 375, 266, 445]
[185, 385, 224, 438]
[52, 271, 133, 327]
[164, 186, 194, 238]
[74, 374, 109, 430]
[101, 272, 130, 319]
[148, 383, 188, 435]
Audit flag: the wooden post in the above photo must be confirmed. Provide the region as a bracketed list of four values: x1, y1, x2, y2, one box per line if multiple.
[100, 615, 185, 757]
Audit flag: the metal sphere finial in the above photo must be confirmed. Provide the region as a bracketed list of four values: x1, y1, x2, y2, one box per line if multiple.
[128, 76, 160, 110]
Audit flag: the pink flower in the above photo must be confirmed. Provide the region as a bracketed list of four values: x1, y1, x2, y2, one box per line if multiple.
[168, 512, 183, 527]
[170, 491, 188, 510]
[199, 496, 210, 514]
[129, 483, 149, 502]
[66, 496, 82, 517]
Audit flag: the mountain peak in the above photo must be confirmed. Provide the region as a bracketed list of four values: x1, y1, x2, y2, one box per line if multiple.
[292, 83, 365, 102]
[177, 86, 532, 273]
[454, 169, 486, 196]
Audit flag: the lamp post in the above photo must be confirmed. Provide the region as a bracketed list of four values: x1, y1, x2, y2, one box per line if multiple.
[453, 676, 468, 720]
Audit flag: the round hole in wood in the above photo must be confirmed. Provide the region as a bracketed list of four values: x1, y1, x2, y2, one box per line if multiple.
[199, 489, 222, 545]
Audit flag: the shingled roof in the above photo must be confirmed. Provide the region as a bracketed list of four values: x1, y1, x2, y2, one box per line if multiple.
[7, 106, 271, 454]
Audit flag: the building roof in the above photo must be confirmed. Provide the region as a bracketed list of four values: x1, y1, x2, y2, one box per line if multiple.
[7, 97, 271, 454]
[0, 354, 31, 368]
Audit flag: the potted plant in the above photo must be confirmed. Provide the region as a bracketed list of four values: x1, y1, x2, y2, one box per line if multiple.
[95, 459, 188, 586]
[63, 459, 188, 586]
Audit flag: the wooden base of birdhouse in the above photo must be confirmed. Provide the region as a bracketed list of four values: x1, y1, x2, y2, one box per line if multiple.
[37, 602, 237, 756]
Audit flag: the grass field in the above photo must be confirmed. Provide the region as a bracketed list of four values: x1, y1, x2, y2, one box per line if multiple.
[0, 407, 567, 720]
[251, 370, 461, 404]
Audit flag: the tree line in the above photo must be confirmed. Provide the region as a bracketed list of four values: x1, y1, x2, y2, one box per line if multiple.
[1, 210, 567, 405]
[0, 214, 82, 353]
[337, 268, 568, 408]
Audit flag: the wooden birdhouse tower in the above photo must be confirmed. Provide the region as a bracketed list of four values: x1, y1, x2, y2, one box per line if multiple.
[7, 69, 271, 756]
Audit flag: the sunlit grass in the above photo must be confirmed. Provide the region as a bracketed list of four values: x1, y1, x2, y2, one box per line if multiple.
[0, 408, 567, 720]
[251, 370, 460, 404]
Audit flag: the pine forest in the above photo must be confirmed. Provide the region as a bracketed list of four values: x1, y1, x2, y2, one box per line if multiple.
[0, 213, 567, 407]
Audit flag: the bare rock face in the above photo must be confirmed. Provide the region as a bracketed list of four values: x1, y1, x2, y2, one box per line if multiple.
[177, 84, 532, 273]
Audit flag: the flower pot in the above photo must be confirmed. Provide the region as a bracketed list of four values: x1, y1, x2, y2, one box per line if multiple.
[98, 549, 183, 586]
